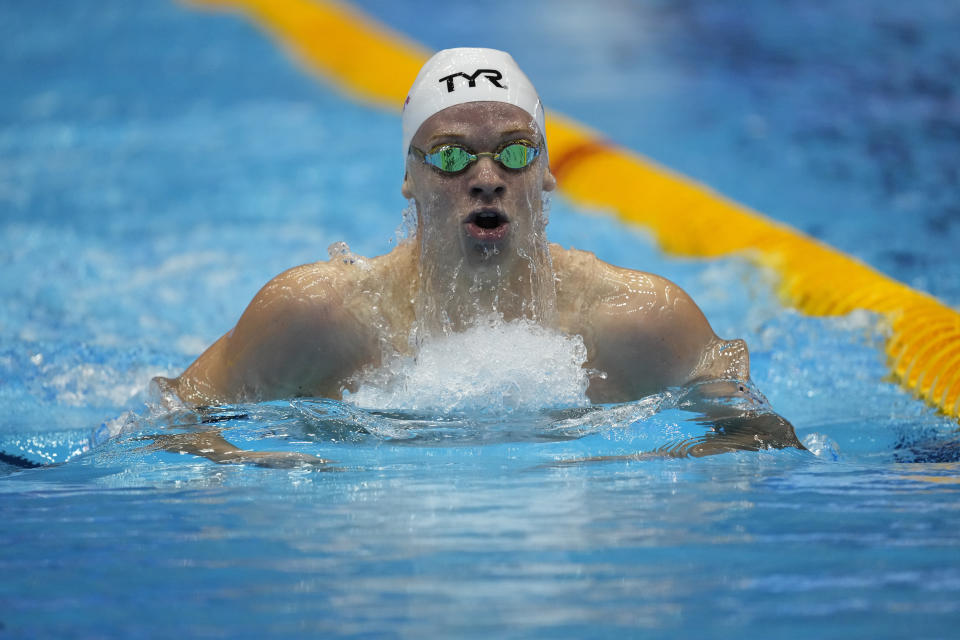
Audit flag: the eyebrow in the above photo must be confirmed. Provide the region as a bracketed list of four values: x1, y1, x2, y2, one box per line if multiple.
[425, 130, 467, 144]
[498, 128, 536, 139]
[425, 127, 539, 147]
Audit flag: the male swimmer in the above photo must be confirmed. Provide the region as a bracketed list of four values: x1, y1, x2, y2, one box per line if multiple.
[152, 48, 802, 464]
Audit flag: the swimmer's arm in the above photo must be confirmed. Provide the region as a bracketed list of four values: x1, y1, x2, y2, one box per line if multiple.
[676, 334, 803, 455]
[585, 276, 723, 402]
[587, 275, 802, 455]
[165, 265, 377, 405]
[140, 429, 330, 468]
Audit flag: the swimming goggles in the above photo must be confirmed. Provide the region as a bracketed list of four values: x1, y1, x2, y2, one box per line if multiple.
[409, 141, 541, 174]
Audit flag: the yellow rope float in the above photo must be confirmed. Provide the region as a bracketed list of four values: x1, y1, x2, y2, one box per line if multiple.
[186, 0, 960, 422]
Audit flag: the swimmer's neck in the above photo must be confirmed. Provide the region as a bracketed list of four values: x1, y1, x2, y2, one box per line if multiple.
[409, 236, 558, 333]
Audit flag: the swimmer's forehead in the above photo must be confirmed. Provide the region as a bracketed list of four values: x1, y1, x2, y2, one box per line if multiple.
[414, 102, 542, 148]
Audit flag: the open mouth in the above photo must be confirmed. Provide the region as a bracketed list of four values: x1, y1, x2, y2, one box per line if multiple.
[465, 209, 510, 242]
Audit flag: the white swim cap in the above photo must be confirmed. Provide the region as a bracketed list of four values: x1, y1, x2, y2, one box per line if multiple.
[401, 48, 546, 159]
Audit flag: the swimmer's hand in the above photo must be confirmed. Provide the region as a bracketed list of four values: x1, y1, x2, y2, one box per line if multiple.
[139, 430, 331, 469]
[552, 380, 804, 465]
[673, 379, 805, 456]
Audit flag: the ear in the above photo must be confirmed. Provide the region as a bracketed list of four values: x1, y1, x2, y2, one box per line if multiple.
[542, 165, 557, 192]
[401, 171, 413, 199]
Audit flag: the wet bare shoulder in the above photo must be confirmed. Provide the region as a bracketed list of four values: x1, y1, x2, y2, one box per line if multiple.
[172, 245, 420, 405]
[549, 244, 727, 401]
[551, 244, 680, 316]
[264, 241, 416, 320]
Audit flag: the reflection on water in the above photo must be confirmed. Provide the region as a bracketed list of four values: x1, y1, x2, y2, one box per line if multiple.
[0, 377, 796, 474]
[3, 0, 960, 636]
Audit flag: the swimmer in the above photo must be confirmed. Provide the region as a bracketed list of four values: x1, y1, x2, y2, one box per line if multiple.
[151, 48, 802, 464]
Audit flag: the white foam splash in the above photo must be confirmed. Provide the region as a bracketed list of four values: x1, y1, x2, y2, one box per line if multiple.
[345, 316, 593, 413]
[44, 363, 157, 408]
[802, 432, 843, 461]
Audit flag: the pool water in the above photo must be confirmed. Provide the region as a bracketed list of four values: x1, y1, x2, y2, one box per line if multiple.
[2, 0, 959, 637]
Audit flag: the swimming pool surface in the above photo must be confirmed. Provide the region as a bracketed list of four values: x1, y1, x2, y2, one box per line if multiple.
[2, 1, 959, 637]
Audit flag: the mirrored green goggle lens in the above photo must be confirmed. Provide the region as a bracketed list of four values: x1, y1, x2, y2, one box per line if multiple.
[436, 146, 472, 172]
[497, 143, 537, 169]
[420, 143, 539, 173]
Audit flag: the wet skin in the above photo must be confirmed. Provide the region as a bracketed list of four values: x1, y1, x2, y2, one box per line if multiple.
[402, 102, 560, 332]
[401, 102, 556, 273]
[159, 102, 803, 461]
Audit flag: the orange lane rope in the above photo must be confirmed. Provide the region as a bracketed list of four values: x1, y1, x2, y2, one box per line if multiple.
[186, 0, 960, 421]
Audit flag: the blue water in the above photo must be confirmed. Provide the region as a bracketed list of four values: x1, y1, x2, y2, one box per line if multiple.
[2, 1, 959, 637]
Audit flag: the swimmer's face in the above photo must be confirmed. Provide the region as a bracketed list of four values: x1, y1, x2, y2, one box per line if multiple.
[402, 102, 556, 269]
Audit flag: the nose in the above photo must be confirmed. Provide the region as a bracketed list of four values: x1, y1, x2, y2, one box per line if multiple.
[468, 157, 506, 199]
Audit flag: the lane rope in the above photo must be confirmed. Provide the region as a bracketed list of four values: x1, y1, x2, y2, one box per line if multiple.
[186, 0, 960, 421]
